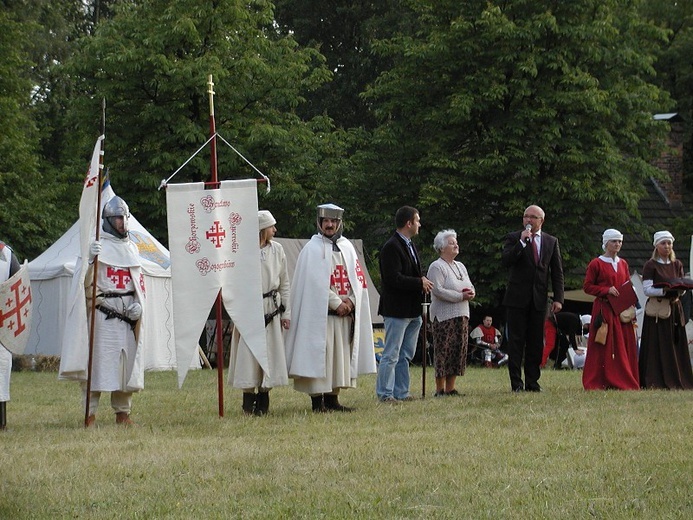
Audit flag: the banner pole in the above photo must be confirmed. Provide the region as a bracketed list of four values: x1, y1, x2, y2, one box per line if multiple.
[208, 75, 225, 418]
[84, 99, 106, 427]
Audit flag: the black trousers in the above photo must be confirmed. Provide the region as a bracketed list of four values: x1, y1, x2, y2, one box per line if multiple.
[505, 303, 545, 390]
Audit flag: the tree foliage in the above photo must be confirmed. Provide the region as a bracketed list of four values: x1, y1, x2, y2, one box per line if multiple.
[640, 0, 693, 187]
[0, 6, 63, 259]
[63, 0, 341, 242]
[354, 0, 671, 303]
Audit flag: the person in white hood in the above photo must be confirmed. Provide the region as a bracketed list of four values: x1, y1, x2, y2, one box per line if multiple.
[284, 204, 376, 412]
[60, 196, 145, 426]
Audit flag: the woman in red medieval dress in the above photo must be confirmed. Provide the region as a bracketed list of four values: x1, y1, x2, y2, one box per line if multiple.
[582, 229, 639, 390]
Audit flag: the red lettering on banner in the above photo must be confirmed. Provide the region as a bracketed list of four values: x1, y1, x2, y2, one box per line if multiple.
[228, 212, 242, 252]
[206, 221, 226, 248]
[331, 265, 351, 295]
[139, 273, 146, 296]
[0, 279, 32, 337]
[107, 266, 132, 289]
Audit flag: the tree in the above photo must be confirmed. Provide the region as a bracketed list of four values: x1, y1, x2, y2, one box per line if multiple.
[639, 0, 693, 189]
[63, 0, 340, 242]
[352, 0, 671, 304]
[273, 0, 413, 130]
[0, 7, 62, 259]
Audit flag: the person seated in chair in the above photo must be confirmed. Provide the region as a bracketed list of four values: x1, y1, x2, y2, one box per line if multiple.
[542, 310, 582, 369]
[469, 316, 509, 368]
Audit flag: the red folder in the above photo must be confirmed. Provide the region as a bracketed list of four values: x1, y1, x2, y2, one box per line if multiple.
[653, 278, 693, 290]
[607, 279, 638, 315]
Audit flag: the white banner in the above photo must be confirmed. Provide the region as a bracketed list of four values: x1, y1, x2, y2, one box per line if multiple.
[58, 136, 105, 378]
[0, 263, 33, 355]
[167, 180, 266, 387]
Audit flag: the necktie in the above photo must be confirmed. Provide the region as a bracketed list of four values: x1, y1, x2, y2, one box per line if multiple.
[531, 234, 539, 264]
[407, 241, 417, 263]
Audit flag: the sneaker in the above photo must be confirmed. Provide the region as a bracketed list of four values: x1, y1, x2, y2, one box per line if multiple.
[379, 396, 398, 403]
[398, 396, 418, 402]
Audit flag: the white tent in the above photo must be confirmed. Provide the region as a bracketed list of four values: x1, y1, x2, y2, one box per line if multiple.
[27, 187, 199, 371]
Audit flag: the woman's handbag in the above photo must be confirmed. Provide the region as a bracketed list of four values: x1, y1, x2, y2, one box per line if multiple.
[645, 298, 671, 320]
[594, 322, 608, 345]
[619, 306, 636, 323]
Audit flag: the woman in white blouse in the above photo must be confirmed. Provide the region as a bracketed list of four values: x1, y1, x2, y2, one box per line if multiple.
[426, 230, 475, 396]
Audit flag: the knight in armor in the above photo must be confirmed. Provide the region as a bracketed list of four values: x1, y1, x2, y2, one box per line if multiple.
[60, 196, 146, 426]
[284, 204, 376, 412]
[0, 242, 21, 430]
[227, 210, 291, 416]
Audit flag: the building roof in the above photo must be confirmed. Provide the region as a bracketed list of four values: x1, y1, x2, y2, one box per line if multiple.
[620, 177, 691, 275]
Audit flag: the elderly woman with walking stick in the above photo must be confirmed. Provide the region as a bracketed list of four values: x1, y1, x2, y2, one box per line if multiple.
[426, 229, 475, 397]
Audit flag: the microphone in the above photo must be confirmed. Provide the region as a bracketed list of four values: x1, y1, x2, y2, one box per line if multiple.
[524, 224, 532, 244]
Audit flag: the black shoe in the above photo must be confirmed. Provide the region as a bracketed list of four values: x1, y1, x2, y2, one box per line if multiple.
[525, 385, 542, 392]
[254, 391, 269, 416]
[324, 393, 354, 412]
[311, 394, 327, 413]
[242, 392, 256, 415]
[445, 389, 462, 396]
[512, 387, 524, 393]
[434, 390, 446, 397]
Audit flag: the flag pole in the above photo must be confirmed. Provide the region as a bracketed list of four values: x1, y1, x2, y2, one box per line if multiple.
[421, 292, 430, 399]
[84, 98, 106, 427]
[208, 75, 225, 418]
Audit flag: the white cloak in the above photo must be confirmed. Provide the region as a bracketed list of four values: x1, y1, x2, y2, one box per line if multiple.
[228, 240, 291, 389]
[0, 245, 12, 401]
[59, 234, 146, 392]
[284, 234, 375, 380]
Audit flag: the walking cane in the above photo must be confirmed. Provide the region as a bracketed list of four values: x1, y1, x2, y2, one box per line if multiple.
[421, 292, 430, 399]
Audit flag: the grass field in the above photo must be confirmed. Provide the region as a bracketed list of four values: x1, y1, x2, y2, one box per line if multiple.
[1, 366, 692, 519]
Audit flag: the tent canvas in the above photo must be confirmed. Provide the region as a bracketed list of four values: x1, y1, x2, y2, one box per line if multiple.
[27, 187, 199, 371]
[274, 238, 382, 325]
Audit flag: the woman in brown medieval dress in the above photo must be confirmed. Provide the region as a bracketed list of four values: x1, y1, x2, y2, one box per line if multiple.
[639, 231, 693, 389]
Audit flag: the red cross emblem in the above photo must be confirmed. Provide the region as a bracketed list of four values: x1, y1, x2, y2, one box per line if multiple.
[206, 221, 226, 248]
[107, 266, 132, 289]
[355, 260, 368, 288]
[0, 279, 32, 337]
[331, 265, 352, 295]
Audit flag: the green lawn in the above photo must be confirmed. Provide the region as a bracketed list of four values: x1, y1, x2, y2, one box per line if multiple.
[1, 366, 691, 519]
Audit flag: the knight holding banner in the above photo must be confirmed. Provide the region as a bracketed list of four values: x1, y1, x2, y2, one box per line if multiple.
[60, 196, 146, 426]
[285, 204, 376, 412]
[0, 242, 21, 430]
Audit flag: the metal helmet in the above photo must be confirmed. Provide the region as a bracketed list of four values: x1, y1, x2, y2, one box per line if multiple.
[102, 196, 130, 239]
[316, 203, 344, 240]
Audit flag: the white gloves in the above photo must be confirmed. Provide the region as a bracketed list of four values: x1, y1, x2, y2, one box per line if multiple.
[89, 240, 102, 261]
[125, 302, 142, 321]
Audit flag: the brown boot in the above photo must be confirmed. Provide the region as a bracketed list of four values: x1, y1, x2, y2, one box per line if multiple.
[115, 412, 137, 426]
[86, 414, 96, 428]
[324, 393, 354, 412]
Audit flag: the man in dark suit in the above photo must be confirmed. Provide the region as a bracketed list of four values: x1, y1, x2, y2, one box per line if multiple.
[376, 206, 433, 402]
[502, 205, 564, 392]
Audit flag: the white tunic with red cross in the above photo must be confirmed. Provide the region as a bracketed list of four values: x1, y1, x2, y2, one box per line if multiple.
[89, 235, 146, 392]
